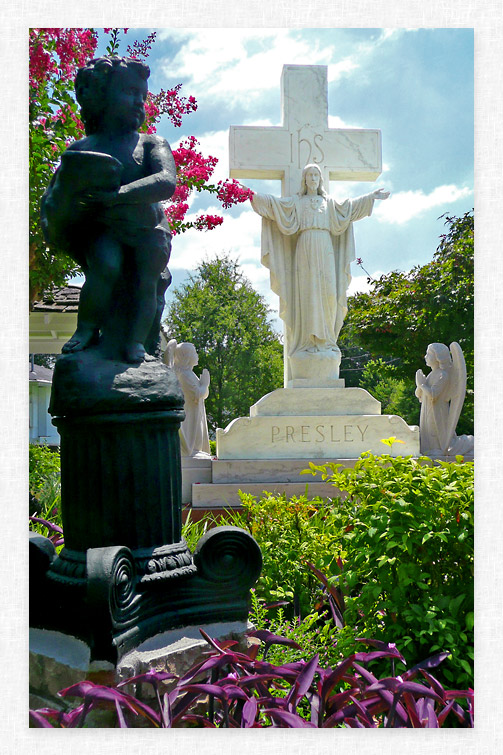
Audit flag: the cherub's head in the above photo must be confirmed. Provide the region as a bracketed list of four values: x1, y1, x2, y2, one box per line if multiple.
[75, 56, 150, 136]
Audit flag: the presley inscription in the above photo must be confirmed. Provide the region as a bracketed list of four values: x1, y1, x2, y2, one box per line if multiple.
[271, 423, 369, 444]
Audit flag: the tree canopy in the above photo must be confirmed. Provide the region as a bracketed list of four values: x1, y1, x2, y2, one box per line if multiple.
[164, 255, 283, 433]
[340, 210, 474, 433]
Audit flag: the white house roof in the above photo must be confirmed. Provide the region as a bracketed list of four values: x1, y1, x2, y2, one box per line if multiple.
[30, 284, 170, 354]
[29, 363, 53, 384]
[30, 285, 80, 354]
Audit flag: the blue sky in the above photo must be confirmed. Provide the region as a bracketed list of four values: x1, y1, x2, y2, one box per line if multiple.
[90, 27, 474, 330]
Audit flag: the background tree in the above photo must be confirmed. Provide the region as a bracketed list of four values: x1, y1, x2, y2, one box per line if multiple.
[359, 359, 419, 425]
[338, 330, 374, 388]
[29, 28, 251, 304]
[164, 255, 283, 434]
[340, 211, 473, 434]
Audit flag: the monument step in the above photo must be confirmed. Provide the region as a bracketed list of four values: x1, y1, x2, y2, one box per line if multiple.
[191, 481, 344, 509]
[211, 457, 357, 483]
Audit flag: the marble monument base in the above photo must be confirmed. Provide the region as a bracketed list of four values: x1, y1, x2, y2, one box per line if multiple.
[182, 384, 419, 508]
[191, 457, 351, 508]
[216, 384, 419, 460]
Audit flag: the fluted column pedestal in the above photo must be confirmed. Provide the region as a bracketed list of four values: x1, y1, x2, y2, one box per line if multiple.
[29, 349, 261, 662]
[50, 409, 195, 586]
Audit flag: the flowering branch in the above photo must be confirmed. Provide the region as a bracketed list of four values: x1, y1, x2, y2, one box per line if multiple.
[356, 258, 374, 280]
[167, 137, 253, 234]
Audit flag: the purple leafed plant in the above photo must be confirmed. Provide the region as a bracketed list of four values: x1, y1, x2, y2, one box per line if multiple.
[29, 516, 64, 547]
[30, 630, 473, 728]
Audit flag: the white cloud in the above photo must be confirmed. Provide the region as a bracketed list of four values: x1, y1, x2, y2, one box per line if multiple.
[326, 57, 359, 83]
[327, 115, 359, 130]
[374, 185, 473, 225]
[159, 29, 350, 109]
[378, 29, 404, 43]
[347, 273, 381, 297]
[169, 205, 261, 272]
[157, 27, 418, 120]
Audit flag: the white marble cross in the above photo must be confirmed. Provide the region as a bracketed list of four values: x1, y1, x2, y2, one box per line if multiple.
[229, 64, 382, 196]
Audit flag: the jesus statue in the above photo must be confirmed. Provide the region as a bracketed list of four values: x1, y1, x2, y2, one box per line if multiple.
[246, 163, 389, 385]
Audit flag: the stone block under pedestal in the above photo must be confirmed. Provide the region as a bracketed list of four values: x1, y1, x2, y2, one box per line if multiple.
[30, 622, 252, 724]
[117, 620, 252, 689]
[29, 628, 118, 724]
[181, 454, 212, 504]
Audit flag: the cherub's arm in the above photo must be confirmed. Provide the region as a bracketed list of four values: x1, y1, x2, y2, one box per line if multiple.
[115, 135, 177, 205]
[198, 368, 210, 400]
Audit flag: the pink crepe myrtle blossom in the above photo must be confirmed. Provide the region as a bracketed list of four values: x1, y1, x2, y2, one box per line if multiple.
[173, 137, 218, 183]
[29, 28, 98, 92]
[126, 31, 155, 60]
[195, 214, 224, 231]
[217, 179, 254, 208]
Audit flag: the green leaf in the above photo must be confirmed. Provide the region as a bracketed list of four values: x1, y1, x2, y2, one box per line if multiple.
[459, 659, 472, 676]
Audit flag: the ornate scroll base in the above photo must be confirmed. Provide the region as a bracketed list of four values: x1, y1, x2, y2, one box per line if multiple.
[31, 527, 262, 662]
[30, 349, 262, 662]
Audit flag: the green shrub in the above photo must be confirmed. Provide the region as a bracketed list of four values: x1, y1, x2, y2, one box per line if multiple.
[29, 469, 63, 543]
[302, 447, 474, 688]
[29, 445, 63, 546]
[248, 590, 360, 669]
[29, 444, 60, 495]
[219, 446, 473, 690]
[224, 492, 345, 617]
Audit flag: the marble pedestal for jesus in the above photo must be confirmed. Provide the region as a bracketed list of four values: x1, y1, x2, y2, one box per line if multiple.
[191, 381, 419, 508]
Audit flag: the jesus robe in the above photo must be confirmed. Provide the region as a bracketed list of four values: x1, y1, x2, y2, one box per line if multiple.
[251, 191, 375, 380]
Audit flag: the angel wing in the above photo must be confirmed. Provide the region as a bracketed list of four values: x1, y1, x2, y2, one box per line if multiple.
[159, 322, 171, 344]
[443, 342, 467, 453]
[163, 338, 177, 368]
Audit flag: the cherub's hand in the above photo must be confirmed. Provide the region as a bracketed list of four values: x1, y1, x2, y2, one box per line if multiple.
[201, 368, 210, 386]
[372, 188, 390, 201]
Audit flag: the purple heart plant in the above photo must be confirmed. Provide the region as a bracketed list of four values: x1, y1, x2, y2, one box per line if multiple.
[30, 628, 473, 728]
